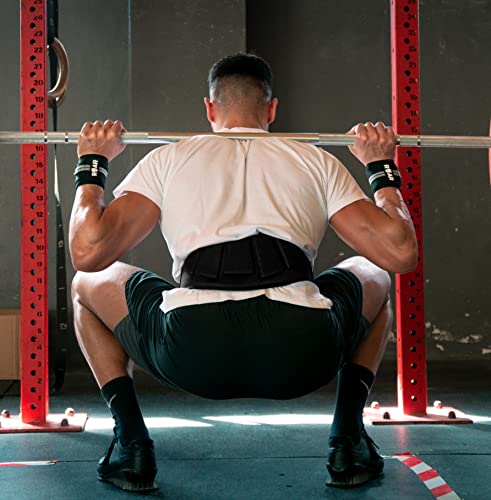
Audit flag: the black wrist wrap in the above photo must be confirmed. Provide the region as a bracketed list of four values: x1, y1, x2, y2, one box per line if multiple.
[74, 154, 109, 189]
[365, 159, 401, 194]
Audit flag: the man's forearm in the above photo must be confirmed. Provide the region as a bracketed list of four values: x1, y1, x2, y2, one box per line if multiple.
[69, 185, 108, 271]
[373, 187, 418, 270]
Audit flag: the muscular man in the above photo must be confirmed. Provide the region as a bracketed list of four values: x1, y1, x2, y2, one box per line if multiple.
[70, 53, 417, 492]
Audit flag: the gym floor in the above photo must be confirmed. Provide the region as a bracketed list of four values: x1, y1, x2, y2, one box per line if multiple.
[0, 360, 489, 499]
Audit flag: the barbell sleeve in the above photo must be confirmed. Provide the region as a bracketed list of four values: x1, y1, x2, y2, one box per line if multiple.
[0, 131, 491, 148]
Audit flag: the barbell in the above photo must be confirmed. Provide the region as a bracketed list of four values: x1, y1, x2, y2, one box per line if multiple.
[0, 130, 490, 148]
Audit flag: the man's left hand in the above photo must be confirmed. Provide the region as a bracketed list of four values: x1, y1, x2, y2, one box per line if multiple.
[77, 120, 127, 161]
[346, 122, 396, 166]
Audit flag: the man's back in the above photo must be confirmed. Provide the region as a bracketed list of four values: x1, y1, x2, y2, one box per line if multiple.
[115, 127, 368, 284]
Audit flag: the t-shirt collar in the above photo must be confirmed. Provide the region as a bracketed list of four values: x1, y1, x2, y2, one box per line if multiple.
[216, 127, 269, 134]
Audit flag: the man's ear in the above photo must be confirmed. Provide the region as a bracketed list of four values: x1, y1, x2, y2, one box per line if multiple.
[267, 98, 279, 124]
[204, 97, 214, 124]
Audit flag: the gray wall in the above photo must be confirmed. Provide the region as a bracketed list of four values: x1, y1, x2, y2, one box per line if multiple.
[0, 0, 489, 367]
[248, 0, 491, 360]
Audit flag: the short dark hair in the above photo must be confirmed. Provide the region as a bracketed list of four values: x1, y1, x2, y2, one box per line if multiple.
[208, 53, 273, 103]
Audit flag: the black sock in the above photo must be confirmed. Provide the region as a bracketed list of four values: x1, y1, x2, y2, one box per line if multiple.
[330, 363, 375, 439]
[100, 376, 150, 445]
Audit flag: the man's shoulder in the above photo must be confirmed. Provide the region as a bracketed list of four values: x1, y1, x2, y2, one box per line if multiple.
[137, 143, 175, 165]
[282, 140, 342, 167]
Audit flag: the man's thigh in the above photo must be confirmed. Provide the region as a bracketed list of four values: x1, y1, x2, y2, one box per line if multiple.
[71, 261, 142, 332]
[333, 256, 391, 323]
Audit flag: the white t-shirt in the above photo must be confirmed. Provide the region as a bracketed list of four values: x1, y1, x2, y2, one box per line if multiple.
[113, 127, 369, 313]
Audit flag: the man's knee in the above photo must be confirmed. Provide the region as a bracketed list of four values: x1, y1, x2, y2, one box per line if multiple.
[71, 271, 86, 303]
[356, 256, 391, 302]
[370, 264, 391, 303]
[71, 269, 112, 311]
[336, 256, 391, 320]
[71, 262, 136, 303]
[339, 256, 390, 290]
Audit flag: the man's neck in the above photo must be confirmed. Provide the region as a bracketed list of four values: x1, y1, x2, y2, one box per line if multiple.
[214, 117, 268, 131]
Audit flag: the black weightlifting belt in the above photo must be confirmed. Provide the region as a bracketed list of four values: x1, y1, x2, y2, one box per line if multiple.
[180, 233, 313, 290]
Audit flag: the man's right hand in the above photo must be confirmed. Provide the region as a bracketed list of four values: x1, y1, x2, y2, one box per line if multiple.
[78, 120, 127, 162]
[346, 122, 396, 166]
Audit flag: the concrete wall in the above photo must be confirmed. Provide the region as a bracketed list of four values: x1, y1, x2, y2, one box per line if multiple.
[0, 0, 489, 367]
[246, 0, 491, 360]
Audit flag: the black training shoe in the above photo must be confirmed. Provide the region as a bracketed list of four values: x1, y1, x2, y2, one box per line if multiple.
[326, 428, 384, 488]
[97, 434, 158, 492]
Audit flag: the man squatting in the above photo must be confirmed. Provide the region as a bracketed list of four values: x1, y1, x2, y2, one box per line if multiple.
[70, 54, 417, 492]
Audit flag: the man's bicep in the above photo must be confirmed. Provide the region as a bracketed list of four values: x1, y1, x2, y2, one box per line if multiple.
[329, 199, 390, 266]
[109, 191, 160, 243]
[99, 192, 161, 265]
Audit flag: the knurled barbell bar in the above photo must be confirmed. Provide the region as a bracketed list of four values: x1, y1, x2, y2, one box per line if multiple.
[0, 131, 491, 148]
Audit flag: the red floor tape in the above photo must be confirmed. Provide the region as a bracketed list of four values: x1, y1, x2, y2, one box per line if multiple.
[395, 453, 460, 499]
[0, 460, 58, 467]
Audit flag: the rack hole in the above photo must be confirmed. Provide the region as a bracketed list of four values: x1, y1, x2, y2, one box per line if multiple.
[30, 270, 36, 275]
[30, 319, 36, 325]
[405, 70, 410, 76]
[30, 55, 36, 61]
[30, 404, 37, 410]
[30, 39, 36, 45]
[411, 396, 417, 402]
[30, 220, 37, 226]
[30, 170, 36, 177]
[30, 105, 36, 111]
[410, 379, 417, 385]
[30, 88, 36, 94]
[406, 151, 413, 157]
[30, 236, 36, 242]
[407, 183, 413, 189]
[405, 102, 411, 108]
[29, 6, 35, 12]
[30, 303, 36, 309]
[411, 362, 417, 368]
[407, 199, 413, 205]
[405, 118, 412, 125]
[410, 346, 417, 352]
[404, 54, 410, 60]
[30, 121, 36, 127]
[30, 153, 36, 159]
[404, 22, 410, 28]
[30, 253, 36, 259]
[31, 387, 37, 393]
[30, 370, 37, 376]
[404, 6, 410, 12]
[30, 353, 37, 360]
[409, 313, 416, 319]
[30, 286, 37, 292]
[30, 186, 37, 193]
[407, 166, 413, 173]
[31, 203, 36, 209]
[404, 38, 410, 44]
[409, 297, 415, 303]
[30, 71, 36, 78]
[409, 329, 416, 336]
[30, 336, 36, 342]
[30, 23, 36, 29]
[409, 280, 415, 286]
[405, 86, 411, 92]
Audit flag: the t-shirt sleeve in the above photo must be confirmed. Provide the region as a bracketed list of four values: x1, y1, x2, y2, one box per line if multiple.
[112, 146, 168, 208]
[322, 152, 371, 221]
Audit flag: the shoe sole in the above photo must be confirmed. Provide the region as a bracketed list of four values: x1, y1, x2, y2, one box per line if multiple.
[326, 463, 384, 488]
[97, 473, 158, 492]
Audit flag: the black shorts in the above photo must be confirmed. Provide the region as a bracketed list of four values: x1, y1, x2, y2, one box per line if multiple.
[114, 268, 369, 400]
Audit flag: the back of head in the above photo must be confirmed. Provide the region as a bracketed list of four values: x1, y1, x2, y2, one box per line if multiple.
[208, 53, 273, 112]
